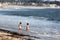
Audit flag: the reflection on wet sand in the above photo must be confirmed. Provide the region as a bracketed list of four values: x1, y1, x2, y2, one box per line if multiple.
[18, 30, 22, 34]
[26, 30, 30, 34]
[18, 29, 30, 35]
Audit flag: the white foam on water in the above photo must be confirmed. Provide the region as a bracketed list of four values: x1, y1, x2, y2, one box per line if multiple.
[0, 15, 60, 40]
[0, 8, 38, 11]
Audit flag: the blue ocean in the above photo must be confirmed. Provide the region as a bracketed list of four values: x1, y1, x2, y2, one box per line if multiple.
[0, 8, 60, 40]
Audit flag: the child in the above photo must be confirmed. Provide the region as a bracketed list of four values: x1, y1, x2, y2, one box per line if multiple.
[26, 23, 30, 30]
[18, 22, 22, 30]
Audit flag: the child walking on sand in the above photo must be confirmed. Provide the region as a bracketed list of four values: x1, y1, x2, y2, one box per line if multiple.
[18, 22, 22, 30]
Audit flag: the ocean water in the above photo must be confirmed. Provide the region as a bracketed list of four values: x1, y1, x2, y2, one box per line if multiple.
[0, 8, 60, 40]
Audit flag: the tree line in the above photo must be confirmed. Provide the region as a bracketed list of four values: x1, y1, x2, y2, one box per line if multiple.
[0, 0, 60, 5]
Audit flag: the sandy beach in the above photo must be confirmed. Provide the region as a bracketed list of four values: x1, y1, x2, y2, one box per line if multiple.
[0, 29, 32, 40]
[0, 4, 60, 9]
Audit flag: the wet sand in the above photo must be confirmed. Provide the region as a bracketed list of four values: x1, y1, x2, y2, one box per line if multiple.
[0, 29, 32, 40]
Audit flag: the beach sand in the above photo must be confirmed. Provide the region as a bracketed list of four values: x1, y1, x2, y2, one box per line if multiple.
[0, 29, 32, 40]
[0, 4, 60, 9]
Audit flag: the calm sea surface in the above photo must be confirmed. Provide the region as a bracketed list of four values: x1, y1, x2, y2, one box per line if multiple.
[0, 8, 60, 40]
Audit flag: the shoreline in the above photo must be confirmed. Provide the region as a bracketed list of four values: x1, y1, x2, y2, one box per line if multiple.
[0, 4, 60, 9]
[0, 29, 32, 40]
